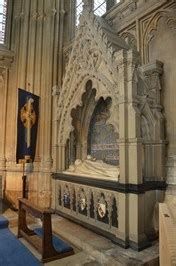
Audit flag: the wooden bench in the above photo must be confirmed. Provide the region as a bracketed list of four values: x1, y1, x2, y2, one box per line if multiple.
[18, 198, 74, 263]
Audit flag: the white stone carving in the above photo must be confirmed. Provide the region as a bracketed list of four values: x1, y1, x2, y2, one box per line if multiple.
[56, 7, 129, 146]
[63, 156, 120, 181]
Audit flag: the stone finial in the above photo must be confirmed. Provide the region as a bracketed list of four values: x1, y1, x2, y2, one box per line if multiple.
[82, 0, 92, 13]
[52, 85, 61, 97]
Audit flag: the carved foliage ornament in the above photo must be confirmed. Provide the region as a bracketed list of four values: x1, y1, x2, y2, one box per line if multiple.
[121, 31, 137, 51]
[56, 11, 131, 144]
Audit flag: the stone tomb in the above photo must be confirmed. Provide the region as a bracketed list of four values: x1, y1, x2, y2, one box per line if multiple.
[52, 7, 166, 251]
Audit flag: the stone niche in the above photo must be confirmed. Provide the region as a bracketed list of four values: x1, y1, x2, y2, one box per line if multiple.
[67, 81, 119, 167]
[87, 96, 119, 166]
[52, 6, 167, 251]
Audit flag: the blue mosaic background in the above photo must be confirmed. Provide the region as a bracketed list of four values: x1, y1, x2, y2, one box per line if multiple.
[88, 98, 119, 165]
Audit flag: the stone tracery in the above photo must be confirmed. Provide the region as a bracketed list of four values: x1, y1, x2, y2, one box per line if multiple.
[142, 7, 176, 63]
[55, 9, 130, 147]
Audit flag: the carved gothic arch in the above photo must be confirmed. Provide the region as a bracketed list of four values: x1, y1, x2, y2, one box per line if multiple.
[135, 60, 166, 180]
[141, 115, 151, 141]
[70, 80, 117, 161]
[142, 7, 176, 63]
[140, 103, 155, 141]
[60, 73, 119, 145]
[57, 11, 129, 146]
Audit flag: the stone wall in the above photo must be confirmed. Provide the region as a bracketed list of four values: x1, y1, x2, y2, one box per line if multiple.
[0, 0, 62, 208]
[104, 0, 176, 189]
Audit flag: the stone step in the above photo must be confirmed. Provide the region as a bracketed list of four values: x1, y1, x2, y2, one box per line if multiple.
[45, 251, 101, 266]
[52, 215, 159, 266]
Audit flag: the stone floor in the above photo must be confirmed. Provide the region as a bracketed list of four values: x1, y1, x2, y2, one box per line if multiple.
[51, 215, 159, 266]
[1, 203, 159, 266]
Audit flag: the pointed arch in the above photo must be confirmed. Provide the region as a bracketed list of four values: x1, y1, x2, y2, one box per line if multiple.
[142, 8, 176, 63]
[57, 11, 128, 145]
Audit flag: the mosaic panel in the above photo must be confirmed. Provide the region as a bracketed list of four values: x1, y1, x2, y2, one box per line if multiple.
[88, 98, 119, 165]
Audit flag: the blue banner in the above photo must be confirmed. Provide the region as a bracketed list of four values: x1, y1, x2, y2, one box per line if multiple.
[16, 89, 39, 163]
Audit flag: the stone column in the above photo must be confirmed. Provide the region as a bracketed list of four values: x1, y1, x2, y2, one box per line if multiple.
[51, 0, 65, 208]
[32, 0, 44, 170]
[0, 63, 13, 200]
[126, 50, 149, 249]
[37, 1, 58, 207]
[0, 68, 7, 172]
[126, 50, 143, 184]
[116, 49, 149, 249]
[4, 1, 23, 207]
[52, 85, 60, 172]
[51, 85, 60, 209]
[140, 61, 165, 181]
[116, 49, 128, 184]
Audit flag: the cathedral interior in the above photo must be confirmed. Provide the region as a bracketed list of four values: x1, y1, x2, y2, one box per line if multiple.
[0, 0, 176, 265]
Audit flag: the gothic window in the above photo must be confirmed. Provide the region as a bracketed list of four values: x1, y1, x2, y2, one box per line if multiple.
[75, 0, 83, 26]
[75, 0, 120, 26]
[94, 0, 120, 16]
[94, 0, 106, 16]
[0, 0, 7, 44]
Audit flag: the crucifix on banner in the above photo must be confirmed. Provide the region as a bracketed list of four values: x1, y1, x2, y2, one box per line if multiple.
[20, 98, 36, 198]
[16, 86, 39, 199]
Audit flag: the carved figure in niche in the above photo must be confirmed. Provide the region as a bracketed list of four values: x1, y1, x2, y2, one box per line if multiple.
[64, 155, 120, 181]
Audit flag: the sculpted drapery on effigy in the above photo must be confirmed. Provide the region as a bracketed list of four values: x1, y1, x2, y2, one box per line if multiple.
[64, 155, 120, 181]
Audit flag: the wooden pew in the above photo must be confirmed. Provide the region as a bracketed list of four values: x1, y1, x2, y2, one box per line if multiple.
[18, 198, 74, 263]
